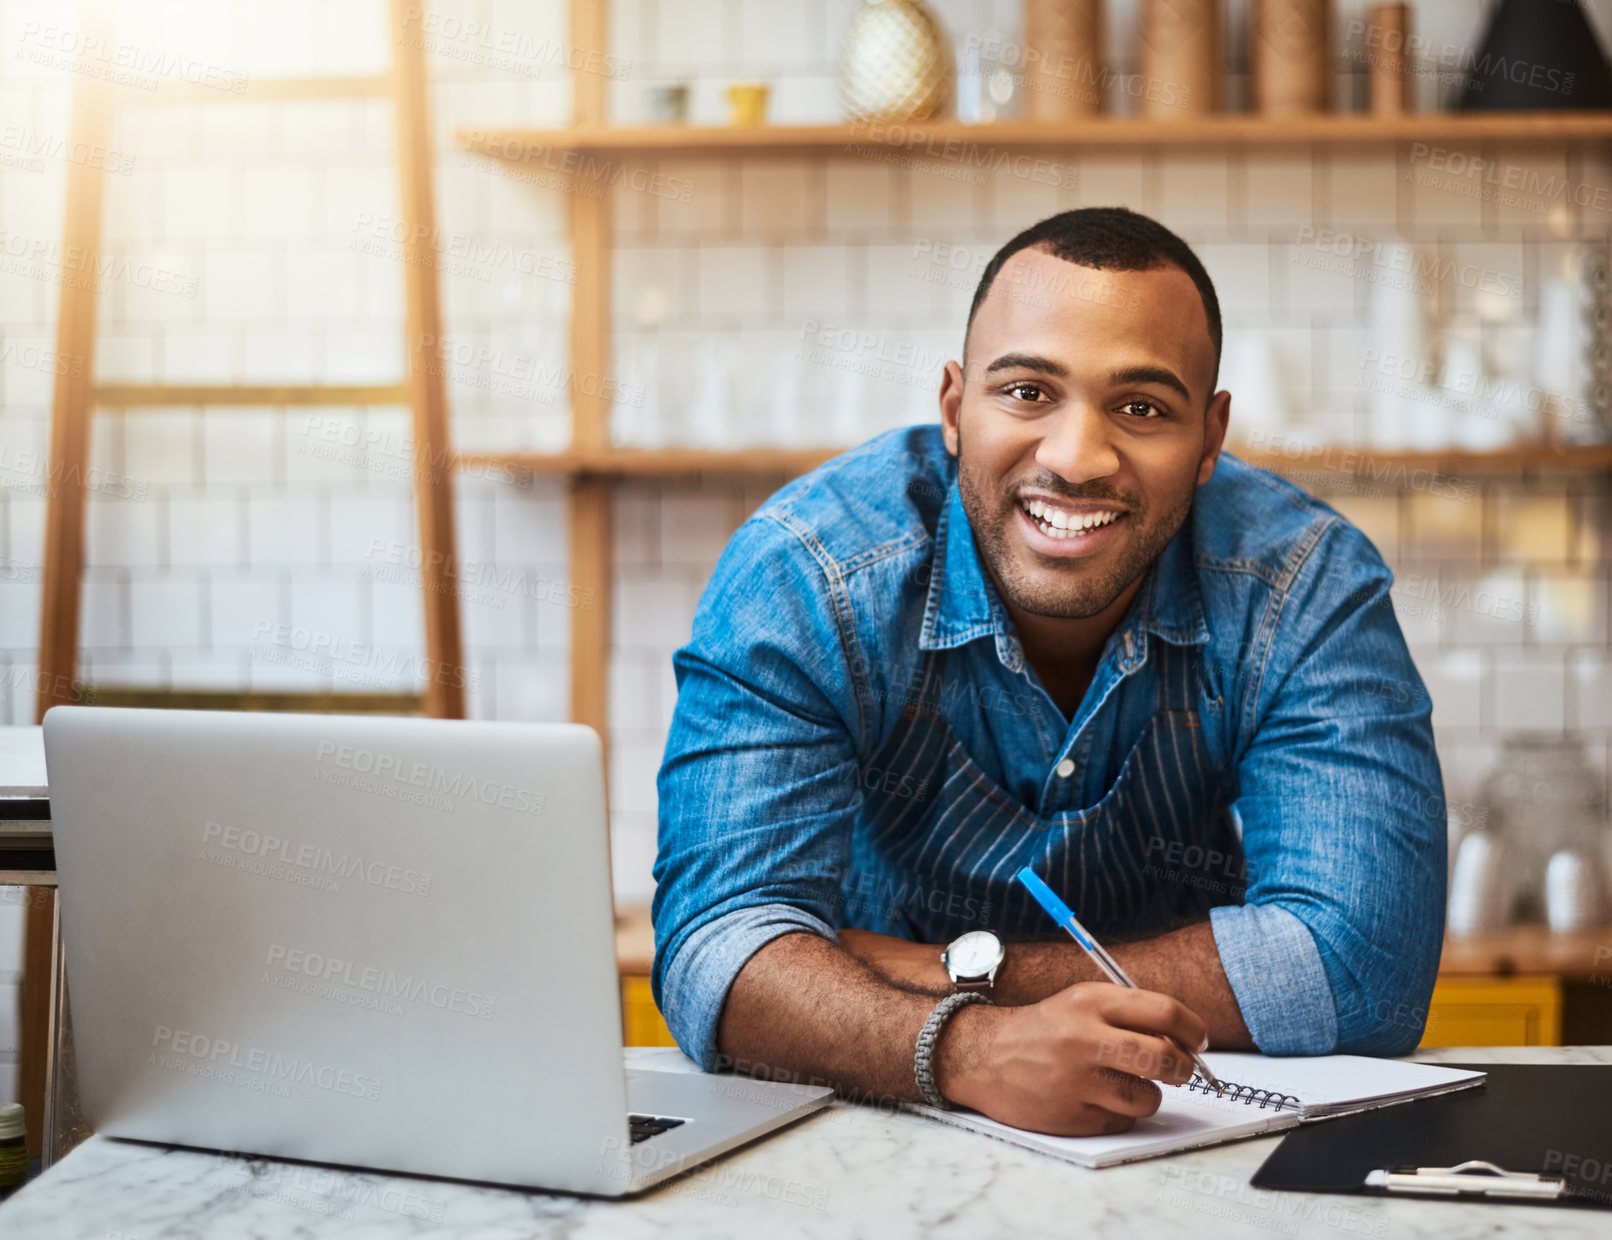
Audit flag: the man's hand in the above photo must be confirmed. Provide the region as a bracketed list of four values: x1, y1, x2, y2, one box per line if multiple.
[936, 982, 1207, 1135]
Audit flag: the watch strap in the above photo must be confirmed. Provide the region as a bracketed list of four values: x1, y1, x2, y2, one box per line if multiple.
[953, 976, 993, 994]
[914, 991, 994, 1110]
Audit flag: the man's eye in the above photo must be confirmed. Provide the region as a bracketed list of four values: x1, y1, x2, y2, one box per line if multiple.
[1121, 400, 1163, 418]
[1006, 382, 1045, 403]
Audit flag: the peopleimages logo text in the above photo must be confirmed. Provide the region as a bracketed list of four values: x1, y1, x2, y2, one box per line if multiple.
[151, 1026, 382, 1100]
[315, 741, 547, 815]
[200, 820, 433, 895]
[264, 943, 497, 1019]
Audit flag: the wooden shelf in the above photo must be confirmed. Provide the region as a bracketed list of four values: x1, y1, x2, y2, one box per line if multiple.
[130, 76, 392, 105]
[95, 383, 409, 408]
[454, 442, 1612, 481]
[457, 446, 841, 478]
[615, 903, 655, 976]
[459, 111, 1612, 159]
[1438, 924, 1612, 979]
[1240, 442, 1612, 476]
[74, 687, 426, 714]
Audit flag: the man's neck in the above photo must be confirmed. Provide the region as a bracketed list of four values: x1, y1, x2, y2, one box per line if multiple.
[995, 574, 1147, 721]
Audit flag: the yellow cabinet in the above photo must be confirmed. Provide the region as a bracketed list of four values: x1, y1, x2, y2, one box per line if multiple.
[1420, 976, 1562, 1047]
[621, 974, 678, 1047]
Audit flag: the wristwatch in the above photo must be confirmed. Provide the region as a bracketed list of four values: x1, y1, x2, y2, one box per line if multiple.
[941, 930, 1004, 994]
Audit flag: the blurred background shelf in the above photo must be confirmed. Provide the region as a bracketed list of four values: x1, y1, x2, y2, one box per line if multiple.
[1426, 920, 1612, 1048]
[456, 446, 841, 478]
[92, 384, 411, 408]
[459, 110, 1612, 158]
[455, 443, 1612, 480]
[1438, 923, 1612, 977]
[65, 689, 427, 715]
[1240, 442, 1612, 475]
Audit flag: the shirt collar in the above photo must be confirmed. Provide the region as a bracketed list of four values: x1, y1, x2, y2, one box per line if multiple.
[919, 475, 1210, 671]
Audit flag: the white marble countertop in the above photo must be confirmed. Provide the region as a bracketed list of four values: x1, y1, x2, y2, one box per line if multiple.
[5, 1046, 1612, 1239]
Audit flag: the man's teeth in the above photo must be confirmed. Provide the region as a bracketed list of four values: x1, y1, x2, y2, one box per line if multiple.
[1021, 499, 1122, 539]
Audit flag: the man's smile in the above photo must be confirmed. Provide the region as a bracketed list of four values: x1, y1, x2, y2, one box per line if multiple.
[1015, 495, 1132, 557]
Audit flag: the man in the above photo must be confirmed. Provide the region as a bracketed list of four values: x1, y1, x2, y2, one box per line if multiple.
[652, 207, 1446, 1137]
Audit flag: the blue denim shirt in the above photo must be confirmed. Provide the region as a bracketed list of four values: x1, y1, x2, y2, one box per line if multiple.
[653, 425, 1446, 1070]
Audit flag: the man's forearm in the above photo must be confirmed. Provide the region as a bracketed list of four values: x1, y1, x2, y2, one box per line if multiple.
[713, 927, 1221, 1135]
[843, 922, 1256, 1049]
[714, 931, 992, 1103]
[1005, 923, 1254, 1049]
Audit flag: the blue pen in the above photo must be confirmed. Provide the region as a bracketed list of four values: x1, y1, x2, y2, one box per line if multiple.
[1015, 865, 1224, 1096]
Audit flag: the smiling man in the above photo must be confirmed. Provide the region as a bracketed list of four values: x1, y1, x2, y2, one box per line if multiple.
[652, 208, 1446, 1136]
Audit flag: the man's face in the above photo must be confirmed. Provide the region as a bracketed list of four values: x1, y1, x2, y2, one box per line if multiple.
[939, 247, 1230, 621]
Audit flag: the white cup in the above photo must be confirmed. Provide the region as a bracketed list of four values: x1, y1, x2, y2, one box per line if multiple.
[1448, 832, 1508, 936]
[1545, 850, 1603, 933]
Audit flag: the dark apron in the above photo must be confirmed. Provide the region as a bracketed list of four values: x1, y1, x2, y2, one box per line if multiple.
[842, 635, 1243, 943]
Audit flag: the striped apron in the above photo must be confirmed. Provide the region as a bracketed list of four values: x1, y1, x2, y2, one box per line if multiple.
[843, 635, 1243, 943]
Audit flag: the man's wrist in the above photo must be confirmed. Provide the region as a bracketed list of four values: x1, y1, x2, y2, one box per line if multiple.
[930, 1000, 1000, 1111]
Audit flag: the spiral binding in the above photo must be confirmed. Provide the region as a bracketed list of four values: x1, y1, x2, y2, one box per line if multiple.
[1186, 1075, 1301, 1112]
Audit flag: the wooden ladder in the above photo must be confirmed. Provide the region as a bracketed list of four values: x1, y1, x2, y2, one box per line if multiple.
[32, 0, 466, 724]
[22, 0, 467, 1168]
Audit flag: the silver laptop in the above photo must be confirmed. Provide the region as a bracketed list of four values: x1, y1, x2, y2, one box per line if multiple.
[45, 706, 831, 1195]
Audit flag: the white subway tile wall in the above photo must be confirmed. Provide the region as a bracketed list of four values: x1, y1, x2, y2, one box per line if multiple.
[0, 1, 1608, 913]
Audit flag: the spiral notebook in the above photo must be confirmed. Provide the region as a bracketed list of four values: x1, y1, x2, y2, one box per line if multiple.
[909, 1054, 1486, 1169]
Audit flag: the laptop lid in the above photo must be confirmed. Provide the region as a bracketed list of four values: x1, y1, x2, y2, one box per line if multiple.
[46, 706, 632, 1193]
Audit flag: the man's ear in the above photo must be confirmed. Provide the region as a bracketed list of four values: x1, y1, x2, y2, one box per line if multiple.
[939, 360, 964, 457]
[1197, 388, 1231, 486]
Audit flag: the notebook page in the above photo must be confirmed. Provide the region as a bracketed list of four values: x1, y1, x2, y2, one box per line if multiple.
[1196, 1053, 1486, 1117]
[907, 1086, 1301, 1169]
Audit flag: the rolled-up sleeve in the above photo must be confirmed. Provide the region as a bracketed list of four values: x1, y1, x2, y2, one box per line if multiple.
[651, 515, 865, 1070]
[1213, 520, 1447, 1056]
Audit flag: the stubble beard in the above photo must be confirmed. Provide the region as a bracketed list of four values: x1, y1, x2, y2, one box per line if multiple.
[955, 440, 1193, 621]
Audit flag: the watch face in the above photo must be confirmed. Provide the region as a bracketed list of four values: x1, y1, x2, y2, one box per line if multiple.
[946, 931, 1002, 977]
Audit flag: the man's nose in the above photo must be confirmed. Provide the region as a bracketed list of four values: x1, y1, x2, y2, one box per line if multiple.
[1034, 402, 1119, 485]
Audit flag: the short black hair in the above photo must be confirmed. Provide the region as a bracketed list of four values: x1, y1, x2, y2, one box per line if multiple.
[965, 207, 1222, 390]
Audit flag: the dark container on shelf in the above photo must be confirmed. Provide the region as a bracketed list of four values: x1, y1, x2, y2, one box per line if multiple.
[1456, 0, 1612, 111]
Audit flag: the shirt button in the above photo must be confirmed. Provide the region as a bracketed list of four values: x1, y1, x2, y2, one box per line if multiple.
[1055, 758, 1076, 778]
